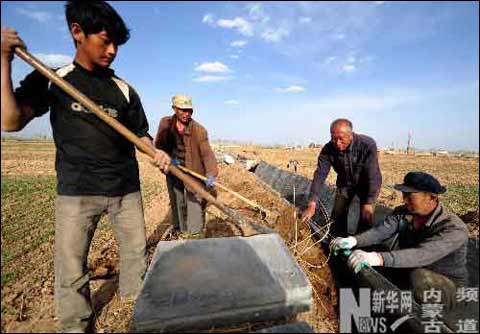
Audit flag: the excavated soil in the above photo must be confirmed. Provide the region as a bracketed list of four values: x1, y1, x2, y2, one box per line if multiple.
[205, 164, 338, 332]
[4, 142, 477, 333]
[1, 148, 338, 333]
[461, 209, 479, 238]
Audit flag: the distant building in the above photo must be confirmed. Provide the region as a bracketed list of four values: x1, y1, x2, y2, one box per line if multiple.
[432, 150, 449, 157]
[415, 151, 433, 157]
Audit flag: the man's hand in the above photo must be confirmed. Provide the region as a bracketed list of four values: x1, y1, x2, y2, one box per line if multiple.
[151, 149, 171, 173]
[301, 201, 317, 223]
[347, 249, 384, 274]
[171, 158, 180, 167]
[330, 236, 357, 256]
[360, 203, 374, 225]
[1, 28, 26, 62]
[205, 175, 216, 188]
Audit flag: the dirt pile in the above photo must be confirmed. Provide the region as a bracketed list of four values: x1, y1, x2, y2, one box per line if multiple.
[461, 209, 479, 238]
[207, 164, 338, 332]
[3, 141, 477, 333]
[1, 149, 338, 333]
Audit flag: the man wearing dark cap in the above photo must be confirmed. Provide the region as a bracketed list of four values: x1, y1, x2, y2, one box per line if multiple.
[331, 171, 469, 309]
[301, 118, 382, 236]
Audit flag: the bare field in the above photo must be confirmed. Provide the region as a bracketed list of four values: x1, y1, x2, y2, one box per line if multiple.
[226, 146, 479, 225]
[1, 140, 478, 333]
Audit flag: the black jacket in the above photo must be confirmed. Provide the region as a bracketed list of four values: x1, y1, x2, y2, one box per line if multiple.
[14, 62, 150, 196]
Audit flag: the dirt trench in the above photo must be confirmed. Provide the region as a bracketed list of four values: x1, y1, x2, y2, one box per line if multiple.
[1, 160, 338, 333]
[90, 162, 339, 333]
[201, 163, 339, 332]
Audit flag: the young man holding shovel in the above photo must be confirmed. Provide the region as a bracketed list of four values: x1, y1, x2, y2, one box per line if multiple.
[154, 94, 218, 235]
[1, 1, 170, 332]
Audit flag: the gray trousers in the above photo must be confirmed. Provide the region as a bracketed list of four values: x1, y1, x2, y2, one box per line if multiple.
[166, 174, 205, 234]
[410, 268, 458, 311]
[381, 267, 458, 312]
[54, 191, 147, 333]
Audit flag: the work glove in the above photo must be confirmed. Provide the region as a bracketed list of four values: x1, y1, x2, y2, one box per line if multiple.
[347, 249, 384, 274]
[205, 175, 216, 188]
[330, 236, 357, 256]
[171, 158, 180, 167]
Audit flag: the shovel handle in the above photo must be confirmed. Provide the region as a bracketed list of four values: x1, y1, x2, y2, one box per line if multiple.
[14, 48, 153, 155]
[13, 48, 259, 237]
[177, 165, 267, 213]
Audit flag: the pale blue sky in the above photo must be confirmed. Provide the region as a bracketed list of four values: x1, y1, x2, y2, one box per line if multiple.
[1, 1, 479, 151]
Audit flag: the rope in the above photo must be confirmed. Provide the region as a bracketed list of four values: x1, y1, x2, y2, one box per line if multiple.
[290, 195, 336, 268]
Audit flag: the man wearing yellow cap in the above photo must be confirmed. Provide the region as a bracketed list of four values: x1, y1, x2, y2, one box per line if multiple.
[154, 94, 218, 234]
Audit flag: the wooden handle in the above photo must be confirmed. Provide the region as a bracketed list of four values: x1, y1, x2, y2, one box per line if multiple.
[177, 165, 267, 214]
[14, 48, 153, 155]
[13, 48, 259, 237]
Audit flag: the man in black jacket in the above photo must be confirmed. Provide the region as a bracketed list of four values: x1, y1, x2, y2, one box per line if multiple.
[301, 118, 382, 237]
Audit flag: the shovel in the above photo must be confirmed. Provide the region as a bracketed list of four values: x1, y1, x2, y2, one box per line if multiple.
[13, 47, 259, 237]
[175, 164, 276, 224]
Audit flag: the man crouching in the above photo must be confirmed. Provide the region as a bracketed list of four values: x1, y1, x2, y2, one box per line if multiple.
[331, 171, 468, 310]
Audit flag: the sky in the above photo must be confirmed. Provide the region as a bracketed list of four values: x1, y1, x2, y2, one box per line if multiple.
[1, 1, 479, 151]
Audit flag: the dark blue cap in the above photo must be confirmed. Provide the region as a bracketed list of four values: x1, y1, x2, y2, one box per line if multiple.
[394, 171, 447, 194]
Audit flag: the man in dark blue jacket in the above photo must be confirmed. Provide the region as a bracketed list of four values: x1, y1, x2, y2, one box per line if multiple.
[302, 118, 382, 237]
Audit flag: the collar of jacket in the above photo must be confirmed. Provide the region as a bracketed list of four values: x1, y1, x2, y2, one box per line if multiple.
[400, 202, 443, 231]
[423, 202, 444, 228]
[405, 202, 444, 229]
[73, 60, 114, 78]
[334, 132, 356, 153]
[169, 114, 192, 136]
[346, 132, 356, 152]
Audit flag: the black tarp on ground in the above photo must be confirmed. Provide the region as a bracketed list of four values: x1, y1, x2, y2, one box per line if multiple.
[253, 161, 392, 234]
[134, 233, 313, 333]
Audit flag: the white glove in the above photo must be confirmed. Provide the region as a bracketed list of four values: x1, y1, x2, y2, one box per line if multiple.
[347, 250, 384, 274]
[330, 236, 357, 255]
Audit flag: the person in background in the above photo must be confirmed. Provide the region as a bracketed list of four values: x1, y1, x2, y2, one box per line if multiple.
[302, 118, 382, 237]
[154, 94, 218, 235]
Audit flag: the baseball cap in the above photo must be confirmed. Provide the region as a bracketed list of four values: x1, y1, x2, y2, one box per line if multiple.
[394, 171, 446, 194]
[172, 94, 193, 109]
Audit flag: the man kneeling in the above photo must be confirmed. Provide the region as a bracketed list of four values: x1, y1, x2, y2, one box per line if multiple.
[330, 171, 468, 310]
